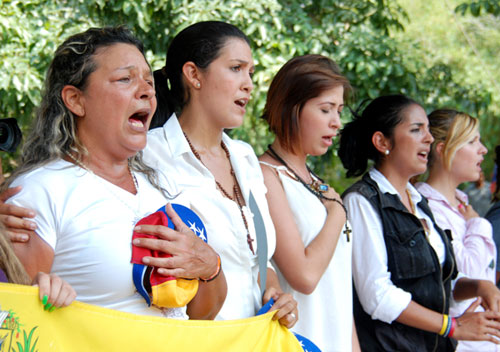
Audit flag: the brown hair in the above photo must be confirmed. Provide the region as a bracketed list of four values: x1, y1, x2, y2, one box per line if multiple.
[262, 54, 352, 154]
[0, 226, 31, 285]
[427, 109, 479, 170]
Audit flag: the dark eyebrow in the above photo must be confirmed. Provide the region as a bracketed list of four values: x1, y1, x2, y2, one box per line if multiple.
[410, 122, 425, 127]
[318, 102, 344, 108]
[231, 59, 255, 71]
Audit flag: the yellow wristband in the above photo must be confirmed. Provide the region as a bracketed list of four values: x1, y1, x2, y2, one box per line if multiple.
[439, 314, 449, 336]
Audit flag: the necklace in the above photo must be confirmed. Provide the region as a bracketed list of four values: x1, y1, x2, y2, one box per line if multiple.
[266, 145, 351, 241]
[405, 189, 430, 236]
[65, 152, 141, 224]
[183, 133, 255, 254]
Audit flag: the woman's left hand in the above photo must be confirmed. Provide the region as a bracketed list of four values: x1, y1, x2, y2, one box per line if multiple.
[132, 203, 219, 280]
[477, 280, 500, 312]
[32, 272, 77, 311]
[263, 287, 298, 328]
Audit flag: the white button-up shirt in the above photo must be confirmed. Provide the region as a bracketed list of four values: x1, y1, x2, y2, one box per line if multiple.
[143, 114, 276, 320]
[344, 168, 446, 323]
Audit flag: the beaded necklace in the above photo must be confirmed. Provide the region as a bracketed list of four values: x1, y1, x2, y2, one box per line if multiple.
[266, 145, 351, 241]
[65, 152, 141, 224]
[183, 133, 255, 254]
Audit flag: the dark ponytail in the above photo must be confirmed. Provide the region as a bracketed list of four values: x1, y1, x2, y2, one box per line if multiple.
[151, 67, 175, 129]
[339, 95, 420, 177]
[150, 21, 250, 129]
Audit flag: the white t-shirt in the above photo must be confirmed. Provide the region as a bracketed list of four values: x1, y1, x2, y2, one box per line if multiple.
[8, 159, 187, 319]
[261, 162, 353, 352]
[144, 114, 276, 320]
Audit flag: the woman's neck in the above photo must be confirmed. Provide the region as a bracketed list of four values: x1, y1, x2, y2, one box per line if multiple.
[68, 151, 136, 194]
[178, 105, 223, 152]
[375, 163, 412, 197]
[425, 166, 460, 206]
[269, 141, 310, 180]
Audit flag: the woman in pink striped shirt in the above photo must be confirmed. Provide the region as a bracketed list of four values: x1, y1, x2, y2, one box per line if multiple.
[416, 109, 498, 352]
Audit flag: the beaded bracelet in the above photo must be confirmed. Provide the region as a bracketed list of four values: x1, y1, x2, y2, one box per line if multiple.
[200, 254, 221, 282]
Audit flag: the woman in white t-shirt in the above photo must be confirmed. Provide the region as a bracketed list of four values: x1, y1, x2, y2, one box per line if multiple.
[2, 26, 226, 319]
[258, 54, 359, 352]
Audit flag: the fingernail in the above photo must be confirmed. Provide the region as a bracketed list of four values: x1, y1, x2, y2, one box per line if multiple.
[29, 222, 37, 229]
[49, 306, 56, 312]
[134, 226, 141, 231]
[133, 239, 140, 245]
[142, 257, 150, 264]
[28, 211, 36, 217]
[44, 303, 53, 311]
[42, 295, 48, 305]
[458, 204, 463, 209]
[21, 235, 29, 242]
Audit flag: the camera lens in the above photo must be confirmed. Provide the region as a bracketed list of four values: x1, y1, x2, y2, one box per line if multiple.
[0, 118, 22, 153]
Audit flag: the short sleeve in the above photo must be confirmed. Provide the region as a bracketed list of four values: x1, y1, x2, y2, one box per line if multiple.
[8, 173, 58, 250]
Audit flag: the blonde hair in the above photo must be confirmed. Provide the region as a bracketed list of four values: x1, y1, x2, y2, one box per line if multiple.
[427, 109, 479, 171]
[0, 226, 31, 285]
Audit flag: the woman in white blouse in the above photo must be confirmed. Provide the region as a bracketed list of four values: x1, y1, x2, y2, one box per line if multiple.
[258, 55, 359, 352]
[339, 95, 500, 351]
[145, 21, 298, 325]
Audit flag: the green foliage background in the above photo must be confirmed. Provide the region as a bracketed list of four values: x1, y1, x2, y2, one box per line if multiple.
[1, 0, 499, 192]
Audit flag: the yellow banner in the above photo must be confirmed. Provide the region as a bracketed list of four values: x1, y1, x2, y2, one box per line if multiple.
[0, 283, 302, 351]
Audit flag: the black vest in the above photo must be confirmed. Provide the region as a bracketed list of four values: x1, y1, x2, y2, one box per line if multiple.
[344, 173, 458, 352]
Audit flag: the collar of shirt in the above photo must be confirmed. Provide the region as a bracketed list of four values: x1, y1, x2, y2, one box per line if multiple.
[161, 113, 253, 161]
[416, 182, 469, 211]
[368, 167, 423, 206]
[368, 169, 446, 265]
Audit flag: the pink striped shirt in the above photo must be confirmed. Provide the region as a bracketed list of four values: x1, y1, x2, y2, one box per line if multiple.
[417, 182, 498, 352]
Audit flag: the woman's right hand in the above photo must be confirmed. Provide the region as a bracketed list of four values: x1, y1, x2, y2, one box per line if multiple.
[458, 203, 479, 221]
[132, 203, 219, 280]
[321, 187, 346, 221]
[453, 298, 500, 343]
[0, 186, 37, 242]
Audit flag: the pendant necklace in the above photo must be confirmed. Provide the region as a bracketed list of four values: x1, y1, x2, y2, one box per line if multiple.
[183, 133, 255, 254]
[266, 145, 351, 241]
[65, 152, 141, 225]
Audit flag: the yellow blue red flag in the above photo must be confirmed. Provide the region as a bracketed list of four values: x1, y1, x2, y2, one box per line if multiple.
[0, 283, 303, 351]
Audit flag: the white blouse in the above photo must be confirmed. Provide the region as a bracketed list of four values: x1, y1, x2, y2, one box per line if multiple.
[260, 162, 353, 352]
[143, 114, 276, 320]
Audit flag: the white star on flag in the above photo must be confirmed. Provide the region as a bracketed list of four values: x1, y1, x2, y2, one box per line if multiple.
[189, 221, 206, 241]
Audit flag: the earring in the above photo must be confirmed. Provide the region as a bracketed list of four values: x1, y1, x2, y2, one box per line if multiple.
[384, 150, 390, 156]
[195, 82, 201, 88]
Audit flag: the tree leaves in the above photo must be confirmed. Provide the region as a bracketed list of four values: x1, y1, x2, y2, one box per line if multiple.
[1, 0, 498, 188]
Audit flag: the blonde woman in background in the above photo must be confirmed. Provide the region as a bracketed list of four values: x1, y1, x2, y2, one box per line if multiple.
[416, 109, 497, 351]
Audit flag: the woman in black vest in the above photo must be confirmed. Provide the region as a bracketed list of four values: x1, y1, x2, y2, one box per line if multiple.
[339, 95, 500, 351]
